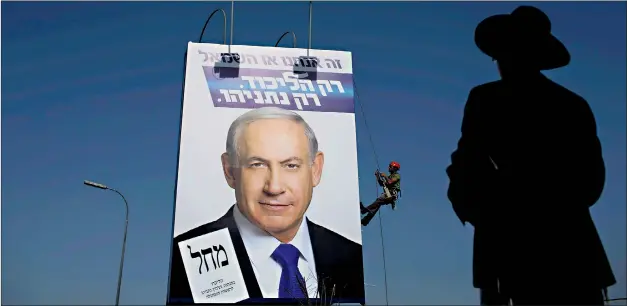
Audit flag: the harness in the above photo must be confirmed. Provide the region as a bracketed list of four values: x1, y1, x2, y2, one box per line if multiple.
[377, 171, 402, 200]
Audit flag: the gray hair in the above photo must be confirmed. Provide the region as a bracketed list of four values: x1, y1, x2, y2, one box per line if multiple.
[226, 107, 319, 166]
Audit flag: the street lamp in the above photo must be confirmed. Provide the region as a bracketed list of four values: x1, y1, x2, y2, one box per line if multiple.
[84, 180, 129, 306]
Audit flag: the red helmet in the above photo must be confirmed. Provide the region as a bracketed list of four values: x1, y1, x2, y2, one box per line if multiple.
[389, 161, 400, 170]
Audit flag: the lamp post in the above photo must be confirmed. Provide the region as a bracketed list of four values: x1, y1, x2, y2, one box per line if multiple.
[84, 180, 129, 306]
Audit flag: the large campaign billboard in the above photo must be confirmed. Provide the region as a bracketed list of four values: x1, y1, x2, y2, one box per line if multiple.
[166, 42, 365, 304]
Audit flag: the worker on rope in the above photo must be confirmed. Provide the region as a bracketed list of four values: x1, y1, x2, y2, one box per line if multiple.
[360, 161, 401, 226]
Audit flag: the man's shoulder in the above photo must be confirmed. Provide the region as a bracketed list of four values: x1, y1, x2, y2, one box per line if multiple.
[463, 81, 504, 112]
[472, 77, 585, 99]
[173, 208, 234, 243]
[390, 172, 400, 179]
[469, 80, 504, 97]
[546, 78, 589, 105]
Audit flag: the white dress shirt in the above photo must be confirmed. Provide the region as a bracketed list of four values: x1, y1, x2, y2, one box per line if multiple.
[233, 205, 319, 298]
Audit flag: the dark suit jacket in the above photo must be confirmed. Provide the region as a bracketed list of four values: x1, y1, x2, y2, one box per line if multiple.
[167, 205, 365, 305]
[446, 74, 616, 292]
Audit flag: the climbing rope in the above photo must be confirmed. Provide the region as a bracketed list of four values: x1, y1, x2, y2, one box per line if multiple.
[354, 80, 382, 170]
[354, 78, 390, 306]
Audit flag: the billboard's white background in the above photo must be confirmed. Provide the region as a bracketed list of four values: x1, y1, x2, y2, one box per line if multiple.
[172, 43, 362, 244]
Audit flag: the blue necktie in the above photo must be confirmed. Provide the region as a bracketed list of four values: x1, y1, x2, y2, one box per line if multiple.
[271, 244, 307, 299]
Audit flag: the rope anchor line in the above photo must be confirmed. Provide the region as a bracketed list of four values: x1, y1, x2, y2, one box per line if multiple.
[354, 77, 389, 306]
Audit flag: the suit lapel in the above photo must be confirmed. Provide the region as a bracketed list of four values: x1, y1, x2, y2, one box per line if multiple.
[222, 206, 263, 299]
[307, 219, 335, 297]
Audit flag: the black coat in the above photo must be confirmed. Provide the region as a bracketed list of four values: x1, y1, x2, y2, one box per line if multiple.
[446, 74, 616, 293]
[167, 205, 365, 305]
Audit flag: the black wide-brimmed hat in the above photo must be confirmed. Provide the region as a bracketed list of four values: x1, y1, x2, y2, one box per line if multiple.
[474, 5, 571, 70]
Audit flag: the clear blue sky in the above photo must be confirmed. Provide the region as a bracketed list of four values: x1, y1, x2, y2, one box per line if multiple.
[2, 2, 625, 305]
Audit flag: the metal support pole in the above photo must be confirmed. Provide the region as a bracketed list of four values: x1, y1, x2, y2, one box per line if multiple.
[84, 180, 130, 306]
[229, 0, 234, 54]
[307, 1, 312, 57]
[112, 189, 129, 306]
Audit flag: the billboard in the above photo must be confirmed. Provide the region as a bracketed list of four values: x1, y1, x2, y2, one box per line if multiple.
[166, 42, 365, 304]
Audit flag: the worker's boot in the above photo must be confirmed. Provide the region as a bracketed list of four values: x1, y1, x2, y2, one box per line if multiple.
[361, 208, 377, 226]
[391, 201, 396, 210]
[361, 214, 373, 226]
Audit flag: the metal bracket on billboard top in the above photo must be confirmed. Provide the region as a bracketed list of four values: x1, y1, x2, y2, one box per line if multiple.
[198, 9, 227, 45]
[274, 31, 297, 48]
[293, 56, 318, 81]
[213, 52, 240, 79]
[194, 8, 239, 79]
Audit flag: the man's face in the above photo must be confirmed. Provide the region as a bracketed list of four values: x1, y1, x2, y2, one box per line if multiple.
[221, 118, 324, 242]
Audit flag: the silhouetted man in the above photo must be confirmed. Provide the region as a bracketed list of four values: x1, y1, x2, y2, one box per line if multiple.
[446, 6, 616, 306]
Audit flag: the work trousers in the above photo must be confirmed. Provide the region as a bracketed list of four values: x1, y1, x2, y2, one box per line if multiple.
[365, 193, 396, 212]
